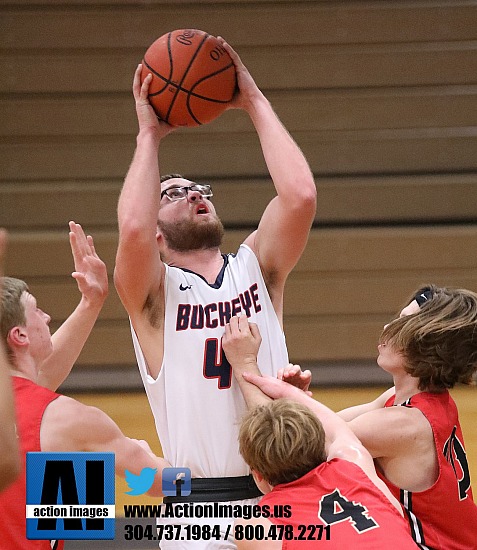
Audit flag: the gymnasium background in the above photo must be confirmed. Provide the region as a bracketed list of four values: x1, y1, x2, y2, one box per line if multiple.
[1, 0, 476, 546]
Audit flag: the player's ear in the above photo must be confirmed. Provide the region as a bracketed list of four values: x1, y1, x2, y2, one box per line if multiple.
[156, 226, 165, 247]
[7, 326, 29, 349]
[251, 468, 263, 484]
[251, 469, 273, 495]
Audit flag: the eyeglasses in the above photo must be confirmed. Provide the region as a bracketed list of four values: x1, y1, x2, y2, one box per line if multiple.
[160, 184, 213, 202]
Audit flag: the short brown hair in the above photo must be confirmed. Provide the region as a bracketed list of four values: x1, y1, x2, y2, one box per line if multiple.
[381, 285, 477, 391]
[160, 173, 184, 183]
[0, 277, 29, 357]
[239, 399, 327, 486]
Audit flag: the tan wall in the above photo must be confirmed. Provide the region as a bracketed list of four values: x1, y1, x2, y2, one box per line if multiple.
[1, 0, 477, 387]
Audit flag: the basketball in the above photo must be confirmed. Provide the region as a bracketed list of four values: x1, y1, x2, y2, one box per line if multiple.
[141, 29, 237, 127]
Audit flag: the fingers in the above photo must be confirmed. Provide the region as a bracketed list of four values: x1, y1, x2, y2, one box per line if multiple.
[69, 221, 88, 268]
[136, 66, 152, 102]
[133, 64, 177, 137]
[281, 364, 310, 379]
[223, 321, 232, 339]
[71, 271, 85, 285]
[133, 64, 143, 99]
[248, 321, 261, 343]
[242, 371, 262, 384]
[217, 36, 241, 66]
[227, 315, 240, 333]
[69, 222, 99, 274]
[280, 363, 312, 392]
[86, 235, 98, 257]
[226, 315, 261, 340]
[237, 314, 254, 335]
[133, 63, 153, 102]
[228, 314, 248, 333]
[140, 73, 153, 101]
[69, 221, 94, 252]
[70, 222, 88, 250]
[281, 364, 300, 378]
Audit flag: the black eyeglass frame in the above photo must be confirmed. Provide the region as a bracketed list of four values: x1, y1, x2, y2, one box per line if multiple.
[160, 184, 213, 201]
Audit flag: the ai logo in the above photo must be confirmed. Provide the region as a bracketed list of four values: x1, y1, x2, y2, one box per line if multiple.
[26, 452, 115, 540]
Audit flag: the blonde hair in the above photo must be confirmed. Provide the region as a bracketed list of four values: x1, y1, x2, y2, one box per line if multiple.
[381, 285, 477, 391]
[239, 399, 326, 486]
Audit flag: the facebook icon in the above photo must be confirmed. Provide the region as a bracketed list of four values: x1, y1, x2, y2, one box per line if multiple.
[162, 468, 191, 497]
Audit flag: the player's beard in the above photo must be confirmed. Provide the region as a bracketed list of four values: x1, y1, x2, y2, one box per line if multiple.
[158, 215, 225, 252]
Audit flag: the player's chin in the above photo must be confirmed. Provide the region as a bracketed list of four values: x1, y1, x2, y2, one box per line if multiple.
[194, 211, 216, 222]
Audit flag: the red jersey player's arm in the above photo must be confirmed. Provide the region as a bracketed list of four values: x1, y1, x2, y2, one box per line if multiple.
[337, 387, 396, 421]
[241, 372, 404, 516]
[41, 395, 170, 497]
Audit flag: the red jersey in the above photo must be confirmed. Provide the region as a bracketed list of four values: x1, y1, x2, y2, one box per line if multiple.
[380, 391, 477, 550]
[260, 458, 418, 549]
[0, 376, 64, 550]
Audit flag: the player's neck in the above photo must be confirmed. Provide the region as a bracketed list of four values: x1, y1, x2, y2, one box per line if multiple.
[166, 247, 224, 283]
[392, 372, 421, 405]
[10, 355, 39, 384]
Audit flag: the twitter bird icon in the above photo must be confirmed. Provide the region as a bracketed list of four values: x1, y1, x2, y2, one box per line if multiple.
[125, 467, 157, 496]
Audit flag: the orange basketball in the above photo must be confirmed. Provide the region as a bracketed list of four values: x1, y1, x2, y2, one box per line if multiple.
[141, 29, 237, 127]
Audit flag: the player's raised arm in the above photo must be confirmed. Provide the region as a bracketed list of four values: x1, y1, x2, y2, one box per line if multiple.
[115, 65, 174, 314]
[218, 38, 317, 301]
[38, 222, 108, 391]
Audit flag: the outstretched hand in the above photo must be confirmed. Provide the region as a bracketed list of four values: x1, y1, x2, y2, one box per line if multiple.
[216, 37, 263, 112]
[133, 64, 174, 138]
[69, 221, 108, 309]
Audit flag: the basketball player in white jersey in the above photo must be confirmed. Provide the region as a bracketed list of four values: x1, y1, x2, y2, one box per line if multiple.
[115, 38, 316, 548]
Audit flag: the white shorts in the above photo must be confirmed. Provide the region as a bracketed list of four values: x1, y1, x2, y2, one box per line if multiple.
[156, 497, 261, 550]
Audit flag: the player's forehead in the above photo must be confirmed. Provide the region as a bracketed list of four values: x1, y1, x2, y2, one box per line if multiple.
[21, 291, 36, 306]
[161, 177, 194, 192]
[20, 291, 37, 313]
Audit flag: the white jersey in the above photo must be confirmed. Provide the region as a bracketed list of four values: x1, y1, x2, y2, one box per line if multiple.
[131, 244, 288, 478]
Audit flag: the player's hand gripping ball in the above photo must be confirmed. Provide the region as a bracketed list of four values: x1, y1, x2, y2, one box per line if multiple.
[141, 29, 237, 127]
